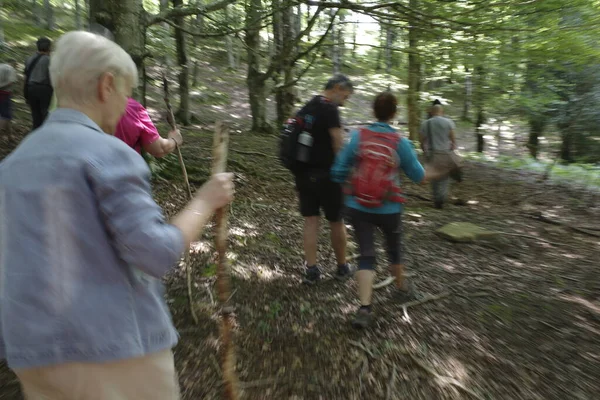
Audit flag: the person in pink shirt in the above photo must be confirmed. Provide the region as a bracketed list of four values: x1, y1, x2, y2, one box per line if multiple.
[115, 97, 183, 157]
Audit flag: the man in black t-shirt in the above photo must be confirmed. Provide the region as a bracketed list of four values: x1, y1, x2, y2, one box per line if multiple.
[294, 75, 355, 284]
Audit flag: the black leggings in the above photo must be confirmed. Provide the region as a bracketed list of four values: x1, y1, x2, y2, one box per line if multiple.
[347, 208, 403, 270]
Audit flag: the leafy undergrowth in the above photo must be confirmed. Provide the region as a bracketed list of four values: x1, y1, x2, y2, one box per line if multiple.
[3, 124, 599, 400]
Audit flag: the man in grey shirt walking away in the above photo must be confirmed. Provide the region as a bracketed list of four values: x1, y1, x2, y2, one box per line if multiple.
[419, 104, 457, 208]
[24, 37, 53, 129]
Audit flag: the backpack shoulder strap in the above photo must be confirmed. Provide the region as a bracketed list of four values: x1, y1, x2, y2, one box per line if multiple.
[25, 54, 44, 84]
[427, 118, 435, 152]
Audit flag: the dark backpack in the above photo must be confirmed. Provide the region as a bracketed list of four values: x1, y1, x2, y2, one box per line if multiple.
[278, 101, 319, 171]
[279, 114, 304, 171]
[345, 128, 405, 208]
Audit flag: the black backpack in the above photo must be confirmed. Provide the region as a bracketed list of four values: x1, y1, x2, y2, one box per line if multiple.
[279, 114, 305, 171]
[279, 100, 318, 171]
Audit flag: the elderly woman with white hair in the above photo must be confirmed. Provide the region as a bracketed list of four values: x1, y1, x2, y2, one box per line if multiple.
[0, 31, 233, 399]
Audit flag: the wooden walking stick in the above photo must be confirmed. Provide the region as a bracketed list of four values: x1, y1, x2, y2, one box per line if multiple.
[212, 121, 240, 399]
[162, 70, 193, 200]
[162, 71, 198, 324]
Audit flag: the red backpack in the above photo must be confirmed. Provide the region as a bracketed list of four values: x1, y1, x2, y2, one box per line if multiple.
[346, 128, 405, 208]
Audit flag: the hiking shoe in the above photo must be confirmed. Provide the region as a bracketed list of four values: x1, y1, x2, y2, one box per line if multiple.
[352, 308, 374, 329]
[395, 280, 418, 304]
[434, 201, 444, 209]
[302, 266, 321, 285]
[335, 263, 356, 281]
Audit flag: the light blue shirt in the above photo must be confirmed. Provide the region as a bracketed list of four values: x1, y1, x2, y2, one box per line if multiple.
[331, 122, 425, 214]
[0, 109, 184, 369]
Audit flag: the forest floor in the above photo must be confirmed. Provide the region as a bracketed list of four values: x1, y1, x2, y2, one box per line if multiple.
[1, 58, 600, 399]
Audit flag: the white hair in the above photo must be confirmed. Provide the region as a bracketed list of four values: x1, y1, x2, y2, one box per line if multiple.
[0, 64, 17, 89]
[50, 31, 138, 106]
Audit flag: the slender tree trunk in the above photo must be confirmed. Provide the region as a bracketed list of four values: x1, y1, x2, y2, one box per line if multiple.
[191, 0, 202, 88]
[331, 9, 340, 74]
[337, 12, 345, 69]
[462, 66, 471, 121]
[172, 0, 190, 125]
[31, 0, 41, 26]
[474, 65, 486, 152]
[527, 116, 545, 158]
[273, 0, 295, 126]
[74, 0, 82, 29]
[525, 63, 545, 158]
[376, 23, 385, 71]
[305, 5, 310, 41]
[224, 5, 235, 69]
[407, 0, 420, 141]
[385, 20, 392, 74]
[245, 0, 270, 133]
[84, 0, 90, 27]
[295, 4, 301, 53]
[352, 17, 358, 60]
[44, 0, 53, 30]
[560, 130, 573, 163]
[0, 0, 5, 48]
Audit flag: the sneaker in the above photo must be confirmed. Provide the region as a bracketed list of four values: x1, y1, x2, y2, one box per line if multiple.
[352, 308, 373, 329]
[335, 263, 356, 281]
[302, 266, 321, 285]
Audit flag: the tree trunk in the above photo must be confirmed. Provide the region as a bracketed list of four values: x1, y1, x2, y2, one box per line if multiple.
[305, 5, 310, 41]
[352, 17, 358, 60]
[331, 9, 340, 74]
[385, 21, 392, 74]
[273, 0, 295, 126]
[295, 4, 301, 53]
[527, 116, 545, 158]
[462, 66, 471, 121]
[160, 0, 169, 29]
[407, 0, 420, 141]
[0, 0, 4, 48]
[31, 0, 41, 26]
[525, 62, 546, 158]
[84, 0, 90, 27]
[89, 0, 146, 100]
[245, 0, 270, 133]
[224, 5, 235, 69]
[191, 0, 202, 88]
[560, 130, 573, 163]
[474, 65, 486, 152]
[376, 23, 384, 71]
[172, 0, 190, 125]
[337, 12, 345, 70]
[44, 0, 53, 30]
[74, 0, 82, 29]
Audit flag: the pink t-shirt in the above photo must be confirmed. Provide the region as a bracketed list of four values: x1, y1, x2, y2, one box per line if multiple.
[114, 98, 160, 154]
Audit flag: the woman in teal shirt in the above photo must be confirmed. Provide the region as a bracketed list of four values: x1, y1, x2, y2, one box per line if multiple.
[331, 92, 432, 328]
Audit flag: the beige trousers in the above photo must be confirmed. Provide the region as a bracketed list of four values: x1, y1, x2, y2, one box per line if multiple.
[14, 350, 180, 400]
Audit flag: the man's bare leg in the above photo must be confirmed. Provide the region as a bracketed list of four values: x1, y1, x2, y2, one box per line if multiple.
[329, 220, 347, 266]
[302, 216, 322, 284]
[303, 216, 319, 267]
